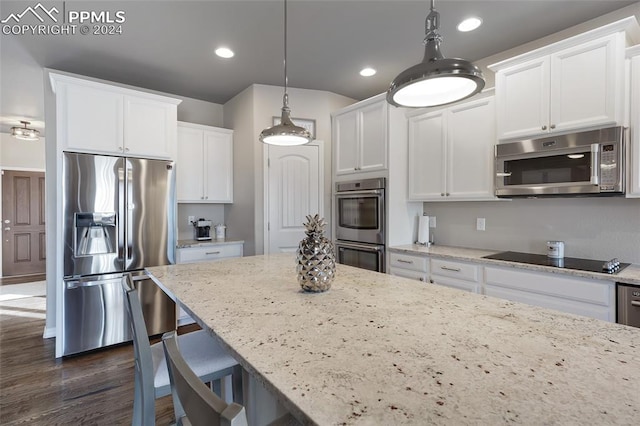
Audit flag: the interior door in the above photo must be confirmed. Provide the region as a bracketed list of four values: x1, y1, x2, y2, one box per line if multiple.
[2, 170, 46, 276]
[267, 144, 321, 253]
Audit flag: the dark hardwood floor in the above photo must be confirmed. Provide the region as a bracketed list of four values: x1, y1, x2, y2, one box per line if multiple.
[0, 274, 46, 286]
[0, 284, 195, 425]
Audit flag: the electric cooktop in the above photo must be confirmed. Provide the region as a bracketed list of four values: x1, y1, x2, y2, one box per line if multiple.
[483, 251, 630, 275]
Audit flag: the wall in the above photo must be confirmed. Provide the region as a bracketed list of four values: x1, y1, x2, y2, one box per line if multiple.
[423, 198, 640, 264]
[0, 133, 45, 169]
[223, 84, 354, 256]
[176, 204, 226, 241]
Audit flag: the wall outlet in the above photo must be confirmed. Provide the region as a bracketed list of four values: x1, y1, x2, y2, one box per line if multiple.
[188, 215, 195, 225]
[476, 218, 486, 231]
[429, 216, 436, 228]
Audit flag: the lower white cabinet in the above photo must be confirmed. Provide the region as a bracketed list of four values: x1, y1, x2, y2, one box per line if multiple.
[484, 266, 615, 322]
[389, 252, 429, 283]
[430, 259, 481, 293]
[176, 242, 243, 325]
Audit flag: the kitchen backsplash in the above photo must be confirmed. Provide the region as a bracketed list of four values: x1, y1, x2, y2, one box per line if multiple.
[422, 198, 640, 264]
[177, 203, 225, 241]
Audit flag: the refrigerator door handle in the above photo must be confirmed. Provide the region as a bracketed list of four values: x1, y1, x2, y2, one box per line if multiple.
[126, 161, 134, 266]
[117, 165, 126, 265]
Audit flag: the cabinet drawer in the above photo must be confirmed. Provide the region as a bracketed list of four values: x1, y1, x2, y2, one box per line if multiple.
[431, 259, 479, 282]
[176, 244, 243, 264]
[485, 266, 612, 306]
[389, 267, 428, 283]
[389, 252, 428, 272]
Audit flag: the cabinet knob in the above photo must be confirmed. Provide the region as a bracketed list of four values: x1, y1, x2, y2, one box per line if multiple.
[440, 193, 445, 197]
[118, 146, 123, 151]
[541, 125, 547, 130]
[550, 124, 556, 130]
[125, 147, 130, 152]
[419, 277, 424, 282]
[445, 193, 450, 196]
[429, 279, 434, 284]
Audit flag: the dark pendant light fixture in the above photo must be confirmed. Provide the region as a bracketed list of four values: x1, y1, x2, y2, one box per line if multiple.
[387, 0, 485, 108]
[259, 0, 312, 146]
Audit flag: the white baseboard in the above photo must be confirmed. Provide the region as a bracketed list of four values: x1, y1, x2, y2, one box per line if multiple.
[43, 326, 56, 339]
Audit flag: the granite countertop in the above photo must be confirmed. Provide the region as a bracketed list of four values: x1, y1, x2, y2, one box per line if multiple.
[176, 238, 244, 248]
[147, 254, 640, 425]
[390, 244, 640, 285]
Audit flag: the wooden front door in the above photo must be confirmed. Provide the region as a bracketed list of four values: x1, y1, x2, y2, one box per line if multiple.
[2, 170, 46, 276]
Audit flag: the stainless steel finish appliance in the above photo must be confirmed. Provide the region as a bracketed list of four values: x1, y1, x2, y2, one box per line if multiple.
[617, 282, 640, 328]
[62, 152, 176, 356]
[495, 126, 625, 197]
[483, 251, 630, 275]
[193, 219, 212, 241]
[335, 178, 386, 273]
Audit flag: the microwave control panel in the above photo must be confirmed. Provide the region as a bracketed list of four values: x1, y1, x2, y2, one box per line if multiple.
[599, 143, 618, 190]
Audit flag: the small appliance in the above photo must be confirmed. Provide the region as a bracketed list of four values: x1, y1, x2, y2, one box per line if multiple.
[193, 219, 212, 241]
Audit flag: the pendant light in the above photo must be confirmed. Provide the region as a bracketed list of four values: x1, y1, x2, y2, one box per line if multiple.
[387, 0, 485, 108]
[259, 0, 312, 146]
[11, 121, 40, 141]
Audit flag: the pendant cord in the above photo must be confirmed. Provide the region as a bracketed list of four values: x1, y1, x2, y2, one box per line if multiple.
[282, 0, 289, 109]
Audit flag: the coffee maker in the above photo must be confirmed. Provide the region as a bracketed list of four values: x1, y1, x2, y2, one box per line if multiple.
[193, 219, 212, 241]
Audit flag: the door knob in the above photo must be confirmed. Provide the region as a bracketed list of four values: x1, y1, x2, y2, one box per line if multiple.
[3, 220, 9, 224]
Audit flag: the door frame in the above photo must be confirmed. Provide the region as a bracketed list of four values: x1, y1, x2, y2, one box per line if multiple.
[262, 141, 325, 255]
[0, 166, 46, 277]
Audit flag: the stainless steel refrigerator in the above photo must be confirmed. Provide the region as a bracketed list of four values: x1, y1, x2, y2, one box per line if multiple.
[61, 152, 176, 356]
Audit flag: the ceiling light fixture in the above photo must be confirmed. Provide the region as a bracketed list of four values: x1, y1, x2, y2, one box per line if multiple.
[11, 121, 40, 141]
[457, 17, 482, 32]
[259, 0, 312, 146]
[215, 47, 234, 59]
[387, 0, 485, 108]
[360, 67, 377, 77]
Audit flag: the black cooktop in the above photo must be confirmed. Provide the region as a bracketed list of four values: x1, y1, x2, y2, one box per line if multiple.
[482, 251, 630, 275]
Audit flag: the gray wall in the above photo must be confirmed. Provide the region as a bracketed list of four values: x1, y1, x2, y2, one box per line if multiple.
[423, 198, 640, 264]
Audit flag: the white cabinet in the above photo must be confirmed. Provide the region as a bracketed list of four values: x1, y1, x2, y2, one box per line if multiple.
[388, 252, 429, 283]
[333, 95, 387, 175]
[408, 96, 495, 201]
[491, 28, 628, 140]
[177, 122, 233, 203]
[50, 73, 180, 159]
[627, 45, 640, 197]
[484, 266, 615, 322]
[429, 258, 481, 293]
[176, 242, 243, 264]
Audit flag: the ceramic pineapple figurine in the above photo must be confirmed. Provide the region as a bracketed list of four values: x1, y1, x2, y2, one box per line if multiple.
[296, 214, 336, 292]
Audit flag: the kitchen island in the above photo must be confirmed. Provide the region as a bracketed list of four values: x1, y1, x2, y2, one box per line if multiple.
[147, 254, 640, 425]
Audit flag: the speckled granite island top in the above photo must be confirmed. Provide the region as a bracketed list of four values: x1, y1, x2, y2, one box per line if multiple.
[147, 254, 640, 425]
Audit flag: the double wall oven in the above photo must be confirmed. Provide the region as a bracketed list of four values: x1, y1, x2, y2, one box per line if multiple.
[335, 178, 385, 273]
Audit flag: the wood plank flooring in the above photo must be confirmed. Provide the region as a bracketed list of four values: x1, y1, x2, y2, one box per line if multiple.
[0, 274, 46, 286]
[0, 283, 193, 425]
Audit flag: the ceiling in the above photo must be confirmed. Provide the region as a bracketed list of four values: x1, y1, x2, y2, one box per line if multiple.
[0, 0, 638, 133]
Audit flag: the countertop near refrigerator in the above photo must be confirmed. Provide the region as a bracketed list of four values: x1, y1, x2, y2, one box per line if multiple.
[176, 239, 245, 249]
[389, 244, 640, 285]
[146, 254, 640, 425]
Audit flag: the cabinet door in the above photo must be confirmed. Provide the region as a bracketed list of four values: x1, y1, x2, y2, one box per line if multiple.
[359, 100, 387, 172]
[630, 54, 640, 197]
[550, 34, 623, 134]
[203, 130, 233, 203]
[334, 110, 359, 174]
[176, 126, 204, 202]
[124, 96, 176, 159]
[447, 97, 496, 200]
[496, 56, 550, 140]
[60, 82, 124, 153]
[408, 111, 446, 200]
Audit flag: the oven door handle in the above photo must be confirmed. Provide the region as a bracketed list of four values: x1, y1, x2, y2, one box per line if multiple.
[590, 143, 600, 185]
[336, 241, 384, 252]
[335, 189, 382, 197]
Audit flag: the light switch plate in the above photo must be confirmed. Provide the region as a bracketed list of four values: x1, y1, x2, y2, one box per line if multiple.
[476, 218, 486, 231]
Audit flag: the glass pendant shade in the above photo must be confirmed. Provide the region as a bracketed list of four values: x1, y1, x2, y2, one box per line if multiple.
[11, 121, 40, 141]
[387, 1, 485, 108]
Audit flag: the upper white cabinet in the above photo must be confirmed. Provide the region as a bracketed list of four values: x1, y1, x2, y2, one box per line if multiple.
[408, 95, 496, 201]
[177, 122, 233, 203]
[333, 95, 387, 175]
[628, 45, 640, 198]
[490, 19, 635, 141]
[50, 73, 180, 159]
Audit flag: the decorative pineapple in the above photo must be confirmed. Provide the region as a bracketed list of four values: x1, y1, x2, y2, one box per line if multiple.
[296, 214, 336, 292]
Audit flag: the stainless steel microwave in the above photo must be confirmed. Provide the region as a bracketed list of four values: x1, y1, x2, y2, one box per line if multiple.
[495, 126, 625, 197]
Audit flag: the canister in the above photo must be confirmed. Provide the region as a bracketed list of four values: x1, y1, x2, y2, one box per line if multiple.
[547, 241, 565, 258]
[215, 224, 227, 240]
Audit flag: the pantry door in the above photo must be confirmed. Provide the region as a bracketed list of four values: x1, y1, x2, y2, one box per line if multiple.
[2, 170, 46, 276]
[266, 143, 323, 254]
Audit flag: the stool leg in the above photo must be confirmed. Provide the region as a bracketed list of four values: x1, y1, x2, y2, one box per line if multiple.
[232, 365, 244, 405]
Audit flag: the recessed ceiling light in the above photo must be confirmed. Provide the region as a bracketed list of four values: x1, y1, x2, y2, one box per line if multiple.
[360, 67, 377, 77]
[457, 17, 482, 32]
[215, 47, 234, 59]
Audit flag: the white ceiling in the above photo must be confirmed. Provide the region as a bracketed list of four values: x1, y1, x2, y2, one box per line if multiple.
[0, 0, 638, 133]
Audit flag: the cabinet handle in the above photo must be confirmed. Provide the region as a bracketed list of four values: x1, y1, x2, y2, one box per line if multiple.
[542, 125, 547, 130]
[550, 124, 556, 129]
[440, 266, 461, 272]
[397, 259, 414, 264]
[205, 251, 221, 255]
